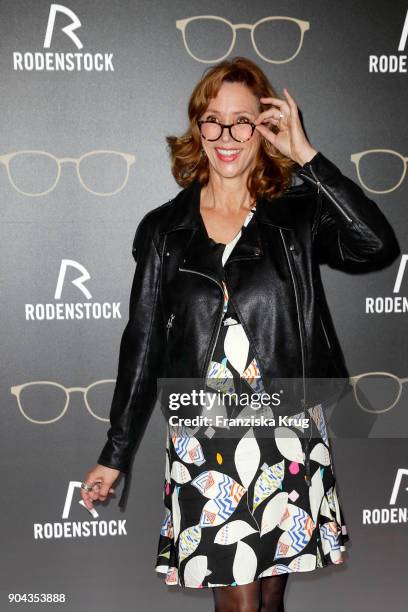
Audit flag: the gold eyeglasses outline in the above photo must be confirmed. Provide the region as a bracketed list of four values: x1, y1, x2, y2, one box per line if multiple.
[176, 15, 310, 64]
[350, 149, 408, 194]
[10, 379, 115, 424]
[348, 371, 408, 414]
[0, 149, 136, 197]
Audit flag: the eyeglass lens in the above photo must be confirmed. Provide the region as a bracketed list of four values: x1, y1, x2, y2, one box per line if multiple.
[200, 122, 253, 142]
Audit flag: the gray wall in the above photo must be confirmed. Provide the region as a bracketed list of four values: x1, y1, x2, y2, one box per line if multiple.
[1, 1, 407, 610]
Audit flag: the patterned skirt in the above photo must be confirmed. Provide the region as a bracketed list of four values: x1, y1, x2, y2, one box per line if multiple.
[154, 280, 350, 587]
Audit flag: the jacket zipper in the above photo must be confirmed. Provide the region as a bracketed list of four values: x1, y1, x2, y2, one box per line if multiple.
[319, 314, 332, 350]
[279, 229, 311, 487]
[166, 313, 175, 341]
[298, 166, 354, 225]
[178, 267, 225, 379]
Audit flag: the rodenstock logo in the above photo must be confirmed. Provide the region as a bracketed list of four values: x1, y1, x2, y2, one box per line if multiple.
[25, 259, 122, 321]
[33, 481, 127, 540]
[369, 8, 408, 73]
[366, 255, 408, 313]
[13, 3, 114, 72]
[363, 469, 408, 525]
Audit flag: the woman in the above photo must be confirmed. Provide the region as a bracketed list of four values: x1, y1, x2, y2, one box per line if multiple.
[81, 57, 399, 609]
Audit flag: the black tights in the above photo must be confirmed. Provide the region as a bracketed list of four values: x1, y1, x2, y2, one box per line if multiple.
[212, 574, 289, 612]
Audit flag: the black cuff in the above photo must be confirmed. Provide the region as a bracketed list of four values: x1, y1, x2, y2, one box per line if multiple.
[299, 151, 342, 183]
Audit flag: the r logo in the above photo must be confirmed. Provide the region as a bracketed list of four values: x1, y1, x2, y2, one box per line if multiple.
[55, 259, 92, 300]
[62, 481, 99, 518]
[389, 468, 408, 505]
[44, 3, 83, 49]
[393, 254, 408, 293]
[398, 8, 408, 52]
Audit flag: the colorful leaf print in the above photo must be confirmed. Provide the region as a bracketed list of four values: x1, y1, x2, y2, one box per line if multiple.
[198, 480, 247, 527]
[288, 554, 316, 571]
[214, 520, 257, 545]
[191, 470, 245, 500]
[320, 521, 342, 563]
[170, 461, 192, 484]
[171, 424, 206, 465]
[242, 358, 265, 393]
[309, 403, 329, 444]
[258, 564, 292, 576]
[260, 491, 289, 536]
[179, 525, 202, 563]
[206, 360, 235, 395]
[253, 459, 285, 511]
[160, 507, 173, 538]
[275, 504, 315, 558]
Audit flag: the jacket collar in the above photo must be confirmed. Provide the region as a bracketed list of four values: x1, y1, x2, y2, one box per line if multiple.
[160, 179, 297, 283]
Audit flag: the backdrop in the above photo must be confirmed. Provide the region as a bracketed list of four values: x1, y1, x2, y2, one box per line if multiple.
[1, 1, 407, 611]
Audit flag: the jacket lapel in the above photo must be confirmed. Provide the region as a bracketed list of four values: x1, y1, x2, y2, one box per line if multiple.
[161, 178, 296, 285]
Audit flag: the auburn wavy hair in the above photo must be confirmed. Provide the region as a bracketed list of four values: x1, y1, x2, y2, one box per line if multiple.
[166, 56, 298, 200]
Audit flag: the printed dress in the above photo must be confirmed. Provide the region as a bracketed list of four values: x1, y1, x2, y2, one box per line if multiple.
[154, 206, 350, 588]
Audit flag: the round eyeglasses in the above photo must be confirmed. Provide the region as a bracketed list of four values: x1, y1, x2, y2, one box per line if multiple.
[197, 119, 256, 143]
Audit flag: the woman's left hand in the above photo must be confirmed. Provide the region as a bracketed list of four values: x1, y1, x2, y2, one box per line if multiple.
[254, 87, 318, 166]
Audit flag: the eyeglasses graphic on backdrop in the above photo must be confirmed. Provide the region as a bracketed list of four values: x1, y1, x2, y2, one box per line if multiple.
[10, 380, 115, 424]
[349, 371, 408, 414]
[350, 149, 408, 194]
[176, 15, 310, 63]
[197, 119, 257, 142]
[0, 150, 135, 196]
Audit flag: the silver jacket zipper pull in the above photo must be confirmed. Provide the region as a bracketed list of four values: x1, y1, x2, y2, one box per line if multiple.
[166, 313, 175, 338]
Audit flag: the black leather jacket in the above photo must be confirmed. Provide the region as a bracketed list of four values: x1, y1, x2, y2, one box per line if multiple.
[97, 151, 400, 509]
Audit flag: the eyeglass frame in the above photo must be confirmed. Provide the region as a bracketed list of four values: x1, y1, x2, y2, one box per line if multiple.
[10, 379, 115, 424]
[197, 119, 257, 143]
[350, 149, 408, 194]
[176, 15, 310, 64]
[0, 149, 136, 197]
[348, 371, 408, 414]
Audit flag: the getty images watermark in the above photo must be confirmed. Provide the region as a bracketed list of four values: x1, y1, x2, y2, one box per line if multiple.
[165, 387, 310, 430]
[156, 375, 408, 441]
[156, 377, 353, 440]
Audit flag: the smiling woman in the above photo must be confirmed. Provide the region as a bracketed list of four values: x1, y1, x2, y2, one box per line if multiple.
[166, 57, 300, 201]
[84, 55, 400, 612]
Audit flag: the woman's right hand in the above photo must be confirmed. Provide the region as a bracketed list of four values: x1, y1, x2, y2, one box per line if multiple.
[80, 464, 121, 510]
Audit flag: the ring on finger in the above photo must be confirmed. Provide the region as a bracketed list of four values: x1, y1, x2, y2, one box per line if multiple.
[81, 480, 102, 492]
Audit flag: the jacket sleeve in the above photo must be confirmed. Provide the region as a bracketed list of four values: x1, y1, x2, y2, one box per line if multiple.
[297, 151, 401, 271]
[97, 212, 166, 509]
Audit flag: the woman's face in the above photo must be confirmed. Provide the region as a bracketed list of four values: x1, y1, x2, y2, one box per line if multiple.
[199, 81, 261, 182]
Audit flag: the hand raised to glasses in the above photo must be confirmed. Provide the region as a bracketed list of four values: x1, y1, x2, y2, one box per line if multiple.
[254, 87, 318, 167]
